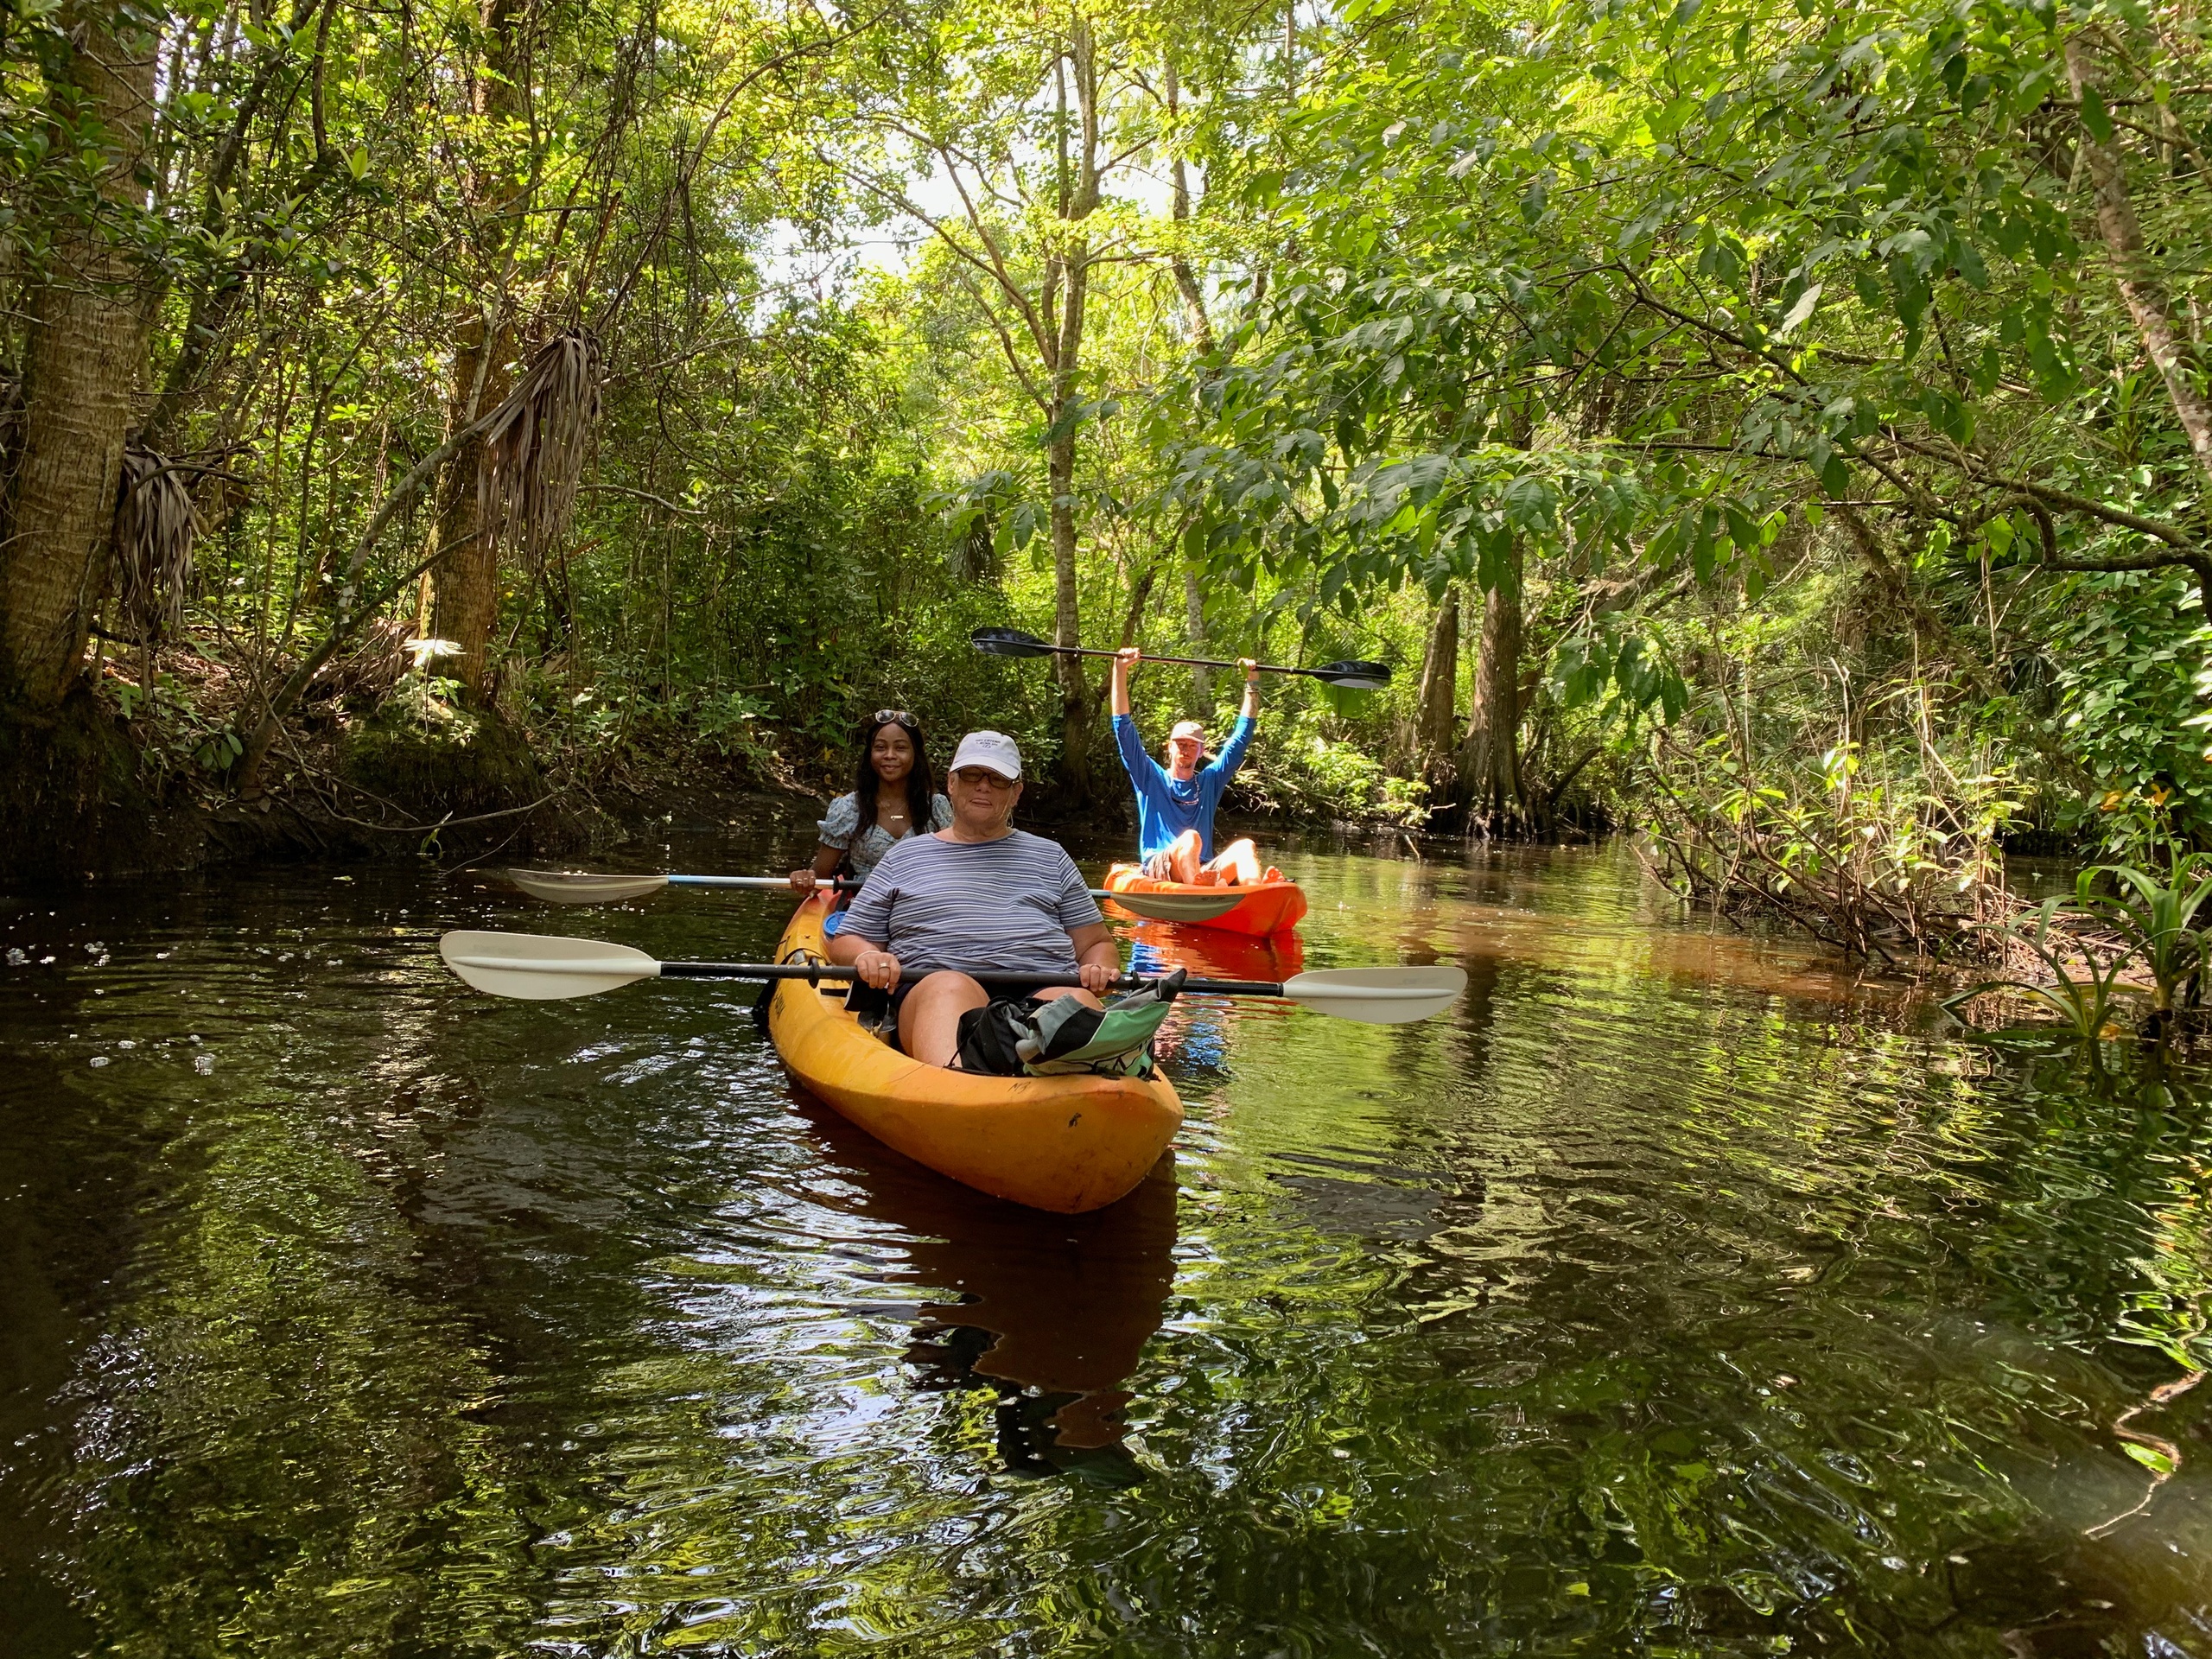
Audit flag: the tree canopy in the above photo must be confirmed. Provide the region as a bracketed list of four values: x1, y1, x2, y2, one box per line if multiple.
[0, 0, 2207, 882]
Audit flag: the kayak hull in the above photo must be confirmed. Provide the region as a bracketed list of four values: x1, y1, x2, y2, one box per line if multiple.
[769, 895, 1184, 1214]
[1102, 865, 1308, 936]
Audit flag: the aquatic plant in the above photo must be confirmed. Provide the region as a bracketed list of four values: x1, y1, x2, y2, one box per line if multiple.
[2074, 857, 2212, 1024]
[1946, 898, 2133, 1047]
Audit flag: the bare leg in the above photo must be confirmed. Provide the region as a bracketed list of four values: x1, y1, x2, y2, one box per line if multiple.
[900, 970, 988, 1068]
[1203, 837, 1262, 886]
[1166, 829, 1205, 885]
[1031, 984, 1103, 1011]
[901, 976, 1104, 1070]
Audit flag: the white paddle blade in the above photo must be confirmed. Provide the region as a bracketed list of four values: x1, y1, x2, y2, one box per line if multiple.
[439, 931, 663, 1000]
[1103, 889, 1248, 923]
[1280, 965, 1467, 1025]
[507, 868, 673, 905]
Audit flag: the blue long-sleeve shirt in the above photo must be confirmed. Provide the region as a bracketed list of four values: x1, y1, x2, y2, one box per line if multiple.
[1114, 713, 1255, 862]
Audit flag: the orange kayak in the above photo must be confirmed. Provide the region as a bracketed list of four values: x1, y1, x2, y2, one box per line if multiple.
[1102, 864, 1308, 936]
[767, 893, 1184, 1215]
[1117, 918, 1306, 983]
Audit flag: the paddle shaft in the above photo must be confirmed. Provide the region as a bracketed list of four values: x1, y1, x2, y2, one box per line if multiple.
[514, 868, 1238, 914]
[652, 961, 1282, 995]
[1018, 639, 1343, 682]
[673, 874, 859, 893]
[461, 952, 1280, 995]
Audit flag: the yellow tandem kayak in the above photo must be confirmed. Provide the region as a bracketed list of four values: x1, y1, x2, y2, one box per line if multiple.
[767, 893, 1184, 1214]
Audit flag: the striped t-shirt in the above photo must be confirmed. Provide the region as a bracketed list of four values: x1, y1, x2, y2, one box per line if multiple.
[839, 830, 1103, 976]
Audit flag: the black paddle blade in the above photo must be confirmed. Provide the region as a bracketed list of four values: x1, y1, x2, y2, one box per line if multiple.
[972, 626, 1056, 659]
[1311, 660, 1393, 690]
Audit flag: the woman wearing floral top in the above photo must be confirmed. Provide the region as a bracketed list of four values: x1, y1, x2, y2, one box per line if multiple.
[789, 711, 954, 896]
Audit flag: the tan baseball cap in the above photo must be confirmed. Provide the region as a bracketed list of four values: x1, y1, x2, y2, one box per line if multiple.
[1168, 721, 1206, 746]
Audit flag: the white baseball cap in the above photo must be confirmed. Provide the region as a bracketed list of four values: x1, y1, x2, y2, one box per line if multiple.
[949, 730, 1022, 779]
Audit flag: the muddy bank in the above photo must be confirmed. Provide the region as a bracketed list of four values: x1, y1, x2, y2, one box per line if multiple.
[0, 695, 820, 886]
[0, 692, 1413, 887]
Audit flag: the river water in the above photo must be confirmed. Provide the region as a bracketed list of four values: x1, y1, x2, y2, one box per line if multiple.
[3, 823, 2209, 1656]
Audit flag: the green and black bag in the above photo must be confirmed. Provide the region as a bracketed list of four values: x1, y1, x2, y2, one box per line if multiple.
[956, 969, 1186, 1078]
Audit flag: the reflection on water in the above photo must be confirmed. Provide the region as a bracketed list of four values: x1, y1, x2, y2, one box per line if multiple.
[791, 1101, 1177, 1465]
[3, 831, 2212, 1654]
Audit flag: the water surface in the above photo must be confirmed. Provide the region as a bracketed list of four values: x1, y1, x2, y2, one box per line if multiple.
[4, 828, 2211, 1656]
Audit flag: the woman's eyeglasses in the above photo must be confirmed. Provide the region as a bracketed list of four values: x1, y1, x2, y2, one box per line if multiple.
[873, 709, 918, 729]
[950, 768, 1017, 791]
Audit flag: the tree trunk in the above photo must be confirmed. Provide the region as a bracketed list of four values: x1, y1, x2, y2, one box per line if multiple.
[427, 0, 529, 702]
[1165, 54, 1213, 717]
[2067, 36, 2212, 490]
[0, 1, 158, 706]
[1046, 18, 1102, 804]
[1163, 55, 1213, 356]
[1457, 545, 1523, 830]
[1414, 587, 1459, 793]
[1048, 416, 1090, 799]
[1183, 567, 1211, 709]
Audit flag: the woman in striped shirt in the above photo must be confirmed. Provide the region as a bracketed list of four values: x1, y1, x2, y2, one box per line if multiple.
[829, 731, 1119, 1067]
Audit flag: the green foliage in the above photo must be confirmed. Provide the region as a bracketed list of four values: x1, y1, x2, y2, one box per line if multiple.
[2043, 574, 2212, 858]
[13, 0, 2212, 857]
[2075, 858, 2212, 1016]
[1949, 898, 2134, 1046]
[1235, 709, 1430, 826]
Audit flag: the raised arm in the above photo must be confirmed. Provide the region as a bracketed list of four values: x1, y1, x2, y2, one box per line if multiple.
[1110, 645, 1139, 717]
[1112, 652, 1155, 782]
[1210, 659, 1262, 779]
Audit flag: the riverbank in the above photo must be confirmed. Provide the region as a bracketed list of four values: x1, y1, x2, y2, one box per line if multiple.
[0, 671, 1446, 885]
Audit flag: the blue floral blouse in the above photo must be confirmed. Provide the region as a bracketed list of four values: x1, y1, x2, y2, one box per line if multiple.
[817, 791, 955, 881]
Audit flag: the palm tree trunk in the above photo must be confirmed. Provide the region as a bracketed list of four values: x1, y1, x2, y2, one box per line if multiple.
[0, 1, 158, 706]
[427, 0, 529, 703]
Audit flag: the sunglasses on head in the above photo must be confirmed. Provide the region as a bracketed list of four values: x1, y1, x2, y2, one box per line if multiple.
[872, 709, 918, 730]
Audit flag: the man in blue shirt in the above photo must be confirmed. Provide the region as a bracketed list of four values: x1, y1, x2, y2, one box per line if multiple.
[1110, 646, 1266, 885]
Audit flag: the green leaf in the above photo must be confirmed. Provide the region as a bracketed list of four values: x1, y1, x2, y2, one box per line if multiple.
[2124, 1441, 2176, 1475]
[2079, 85, 2113, 143]
[1775, 283, 1822, 340]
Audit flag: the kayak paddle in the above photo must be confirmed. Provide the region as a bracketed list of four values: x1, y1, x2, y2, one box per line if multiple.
[508, 869, 856, 903]
[504, 867, 1249, 924]
[971, 627, 1392, 691]
[438, 930, 1466, 1025]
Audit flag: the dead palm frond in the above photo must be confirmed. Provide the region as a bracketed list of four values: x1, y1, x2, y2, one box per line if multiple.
[115, 445, 198, 645]
[114, 446, 200, 717]
[479, 329, 603, 575]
